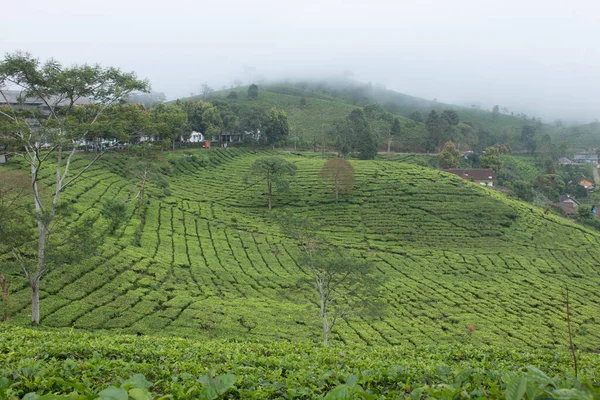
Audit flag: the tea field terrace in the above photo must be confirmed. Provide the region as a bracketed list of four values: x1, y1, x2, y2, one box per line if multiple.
[2, 148, 600, 350]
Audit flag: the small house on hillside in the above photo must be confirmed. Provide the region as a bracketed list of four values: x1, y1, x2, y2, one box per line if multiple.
[579, 176, 595, 190]
[557, 194, 580, 215]
[442, 168, 496, 187]
[559, 157, 575, 165]
[574, 154, 599, 164]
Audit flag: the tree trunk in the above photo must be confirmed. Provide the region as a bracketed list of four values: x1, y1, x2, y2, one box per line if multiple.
[267, 180, 272, 210]
[0, 273, 9, 322]
[387, 137, 392, 160]
[335, 176, 339, 203]
[30, 277, 40, 325]
[319, 286, 329, 346]
[32, 221, 49, 325]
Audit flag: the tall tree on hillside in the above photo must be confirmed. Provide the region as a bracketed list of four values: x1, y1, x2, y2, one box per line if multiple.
[201, 103, 224, 140]
[387, 117, 401, 159]
[265, 107, 289, 147]
[212, 100, 239, 140]
[521, 125, 537, 154]
[200, 83, 213, 101]
[439, 109, 459, 150]
[0, 51, 149, 324]
[329, 118, 354, 156]
[492, 105, 500, 121]
[279, 215, 383, 346]
[438, 141, 461, 169]
[319, 158, 354, 203]
[245, 157, 296, 210]
[425, 110, 443, 152]
[149, 103, 188, 150]
[480, 146, 504, 174]
[248, 84, 258, 99]
[349, 109, 378, 160]
[128, 143, 169, 217]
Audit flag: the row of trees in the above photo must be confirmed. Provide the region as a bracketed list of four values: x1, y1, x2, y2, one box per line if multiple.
[247, 157, 355, 210]
[438, 141, 504, 173]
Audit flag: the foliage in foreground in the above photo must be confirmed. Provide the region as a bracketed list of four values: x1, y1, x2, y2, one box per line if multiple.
[1, 327, 599, 399]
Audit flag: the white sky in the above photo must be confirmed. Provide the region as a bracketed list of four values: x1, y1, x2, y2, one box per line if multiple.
[2, 0, 600, 123]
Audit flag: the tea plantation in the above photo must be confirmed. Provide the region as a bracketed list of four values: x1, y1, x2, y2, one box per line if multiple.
[2, 148, 600, 350]
[1, 326, 599, 399]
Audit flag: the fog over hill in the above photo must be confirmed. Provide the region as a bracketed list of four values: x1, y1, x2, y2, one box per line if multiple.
[2, 0, 599, 124]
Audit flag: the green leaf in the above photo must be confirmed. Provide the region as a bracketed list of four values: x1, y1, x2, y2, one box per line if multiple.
[121, 374, 152, 391]
[198, 374, 237, 399]
[128, 388, 152, 400]
[98, 387, 128, 400]
[551, 389, 593, 400]
[506, 377, 527, 400]
[323, 384, 351, 400]
[23, 393, 39, 400]
[345, 375, 358, 388]
[213, 374, 237, 394]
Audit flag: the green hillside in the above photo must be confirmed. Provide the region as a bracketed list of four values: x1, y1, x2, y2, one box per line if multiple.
[230, 81, 562, 149]
[200, 87, 428, 150]
[2, 149, 600, 350]
[564, 121, 600, 148]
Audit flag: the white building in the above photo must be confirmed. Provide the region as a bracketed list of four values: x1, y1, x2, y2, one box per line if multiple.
[188, 131, 204, 143]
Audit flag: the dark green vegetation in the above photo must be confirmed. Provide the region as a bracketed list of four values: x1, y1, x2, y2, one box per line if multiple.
[2, 149, 600, 351]
[564, 122, 600, 148]
[204, 81, 565, 153]
[1, 327, 599, 399]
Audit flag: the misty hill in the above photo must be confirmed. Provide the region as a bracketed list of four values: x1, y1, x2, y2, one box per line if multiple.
[190, 85, 428, 151]
[196, 80, 565, 152]
[564, 121, 600, 148]
[2, 149, 600, 349]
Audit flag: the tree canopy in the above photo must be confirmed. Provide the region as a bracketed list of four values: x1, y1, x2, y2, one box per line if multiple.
[438, 141, 461, 169]
[246, 157, 296, 210]
[319, 158, 354, 203]
[0, 51, 149, 324]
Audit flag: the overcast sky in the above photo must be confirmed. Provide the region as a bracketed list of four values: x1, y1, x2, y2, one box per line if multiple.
[2, 0, 600, 124]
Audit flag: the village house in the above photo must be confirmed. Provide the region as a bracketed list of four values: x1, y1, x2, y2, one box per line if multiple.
[558, 157, 575, 165]
[556, 194, 580, 215]
[573, 154, 599, 164]
[579, 176, 595, 190]
[188, 131, 204, 143]
[442, 168, 496, 187]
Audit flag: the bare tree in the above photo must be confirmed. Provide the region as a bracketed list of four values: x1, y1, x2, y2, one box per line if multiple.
[319, 158, 354, 203]
[0, 51, 148, 324]
[280, 215, 383, 345]
[200, 83, 214, 101]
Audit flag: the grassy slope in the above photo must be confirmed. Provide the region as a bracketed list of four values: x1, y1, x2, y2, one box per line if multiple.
[564, 121, 600, 148]
[2, 149, 600, 350]
[243, 82, 562, 145]
[194, 87, 428, 148]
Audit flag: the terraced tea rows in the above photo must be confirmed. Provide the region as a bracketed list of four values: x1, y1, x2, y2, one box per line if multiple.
[2, 148, 600, 349]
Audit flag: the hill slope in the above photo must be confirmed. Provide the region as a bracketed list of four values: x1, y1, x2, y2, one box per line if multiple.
[2, 149, 600, 349]
[198, 87, 428, 150]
